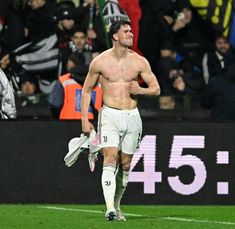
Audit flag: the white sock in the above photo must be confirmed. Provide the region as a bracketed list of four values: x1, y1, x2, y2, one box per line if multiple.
[101, 163, 116, 211]
[114, 167, 129, 211]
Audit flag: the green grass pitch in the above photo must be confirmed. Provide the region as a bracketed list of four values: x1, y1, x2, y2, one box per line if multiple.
[1, 204, 235, 229]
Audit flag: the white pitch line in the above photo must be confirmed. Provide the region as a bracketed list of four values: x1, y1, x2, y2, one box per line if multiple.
[162, 217, 235, 226]
[41, 206, 103, 214]
[40, 206, 142, 217]
[40, 206, 235, 226]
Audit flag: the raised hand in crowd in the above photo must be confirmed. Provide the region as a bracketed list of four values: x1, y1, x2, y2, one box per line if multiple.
[169, 69, 186, 92]
[0, 54, 10, 69]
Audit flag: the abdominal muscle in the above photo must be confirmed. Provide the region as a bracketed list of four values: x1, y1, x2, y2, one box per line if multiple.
[101, 80, 137, 110]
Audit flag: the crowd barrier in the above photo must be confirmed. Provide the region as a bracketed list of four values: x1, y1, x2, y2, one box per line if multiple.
[0, 121, 234, 204]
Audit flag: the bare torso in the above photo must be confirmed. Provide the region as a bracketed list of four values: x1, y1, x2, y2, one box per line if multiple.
[96, 49, 142, 109]
[81, 22, 160, 135]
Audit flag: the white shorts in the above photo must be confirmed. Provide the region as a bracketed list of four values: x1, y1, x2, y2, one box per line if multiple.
[97, 105, 142, 154]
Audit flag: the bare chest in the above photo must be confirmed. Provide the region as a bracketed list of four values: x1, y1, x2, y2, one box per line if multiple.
[101, 61, 139, 82]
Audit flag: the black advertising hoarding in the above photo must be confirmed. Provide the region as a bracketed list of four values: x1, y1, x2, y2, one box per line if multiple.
[0, 121, 234, 204]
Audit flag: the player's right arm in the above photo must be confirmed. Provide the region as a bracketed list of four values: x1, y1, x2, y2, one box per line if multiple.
[81, 58, 101, 135]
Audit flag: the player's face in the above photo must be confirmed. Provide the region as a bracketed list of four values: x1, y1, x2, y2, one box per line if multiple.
[116, 24, 133, 48]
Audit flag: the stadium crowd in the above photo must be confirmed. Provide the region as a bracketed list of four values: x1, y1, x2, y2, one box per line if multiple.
[0, 0, 235, 121]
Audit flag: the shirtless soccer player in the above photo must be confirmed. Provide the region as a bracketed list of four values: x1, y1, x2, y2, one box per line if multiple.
[81, 20, 160, 221]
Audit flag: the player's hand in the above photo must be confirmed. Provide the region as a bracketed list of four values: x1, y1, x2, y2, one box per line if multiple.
[82, 119, 94, 136]
[129, 81, 141, 95]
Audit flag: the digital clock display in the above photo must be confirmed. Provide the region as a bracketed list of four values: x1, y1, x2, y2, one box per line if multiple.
[125, 122, 235, 204]
[129, 135, 229, 195]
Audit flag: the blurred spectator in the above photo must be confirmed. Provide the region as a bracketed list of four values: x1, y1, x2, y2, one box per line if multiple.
[159, 3, 191, 52]
[0, 0, 9, 34]
[49, 27, 97, 119]
[179, 58, 205, 93]
[0, 0, 26, 56]
[0, 0, 58, 97]
[55, 3, 76, 75]
[138, 0, 175, 67]
[201, 56, 235, 121]
[168, 68, 186, 94]
[159, 96, 176, 110]
[156, 48, 205, 96]
[188, 0, 235, 49]
[76, 0, 106, 53]
[70, 26, 95, 59]
[23, 0, 57, 42]
[57, 0, 76, 8]
[48, 52, 102, 119]
[159, 1, 209, 68]
[0, 67, 16, 119]
[71, 27, 93, 71]
[202, 34, 231, 84]
[156, 56, 176, 95]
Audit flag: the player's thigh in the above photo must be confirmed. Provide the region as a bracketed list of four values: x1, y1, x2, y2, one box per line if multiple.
[121, 112, 142, 154]
[121, 129, 141, 155]
[98, 109, 120, 149]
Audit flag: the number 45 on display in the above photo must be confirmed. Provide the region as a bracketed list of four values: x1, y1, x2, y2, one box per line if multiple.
[129, 135, 207, 195]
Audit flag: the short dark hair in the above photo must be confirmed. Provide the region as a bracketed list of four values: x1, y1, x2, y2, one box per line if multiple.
[214, 32, 227, 42]
[109, 20, 131, 41]
[71, 26, 87, 37]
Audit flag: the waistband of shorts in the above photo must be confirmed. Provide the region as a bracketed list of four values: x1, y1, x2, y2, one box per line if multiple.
[102, 104, 138, 113]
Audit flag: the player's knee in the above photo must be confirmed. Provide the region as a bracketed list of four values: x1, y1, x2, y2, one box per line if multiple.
[120, 162, 131, 171]
[103, 154, 117, 165]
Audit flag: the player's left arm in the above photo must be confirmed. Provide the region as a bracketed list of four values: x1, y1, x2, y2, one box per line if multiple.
[130, 56, 161, 96]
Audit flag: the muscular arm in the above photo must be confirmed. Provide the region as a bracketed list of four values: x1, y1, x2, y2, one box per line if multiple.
[81, 59, 100, 133]
[130, 57, 161, 96]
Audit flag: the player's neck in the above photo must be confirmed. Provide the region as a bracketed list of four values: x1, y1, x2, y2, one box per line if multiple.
[112, 45, 129, 60]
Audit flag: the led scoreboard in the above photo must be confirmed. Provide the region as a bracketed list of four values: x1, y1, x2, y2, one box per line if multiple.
[125, 122, 235, 205]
